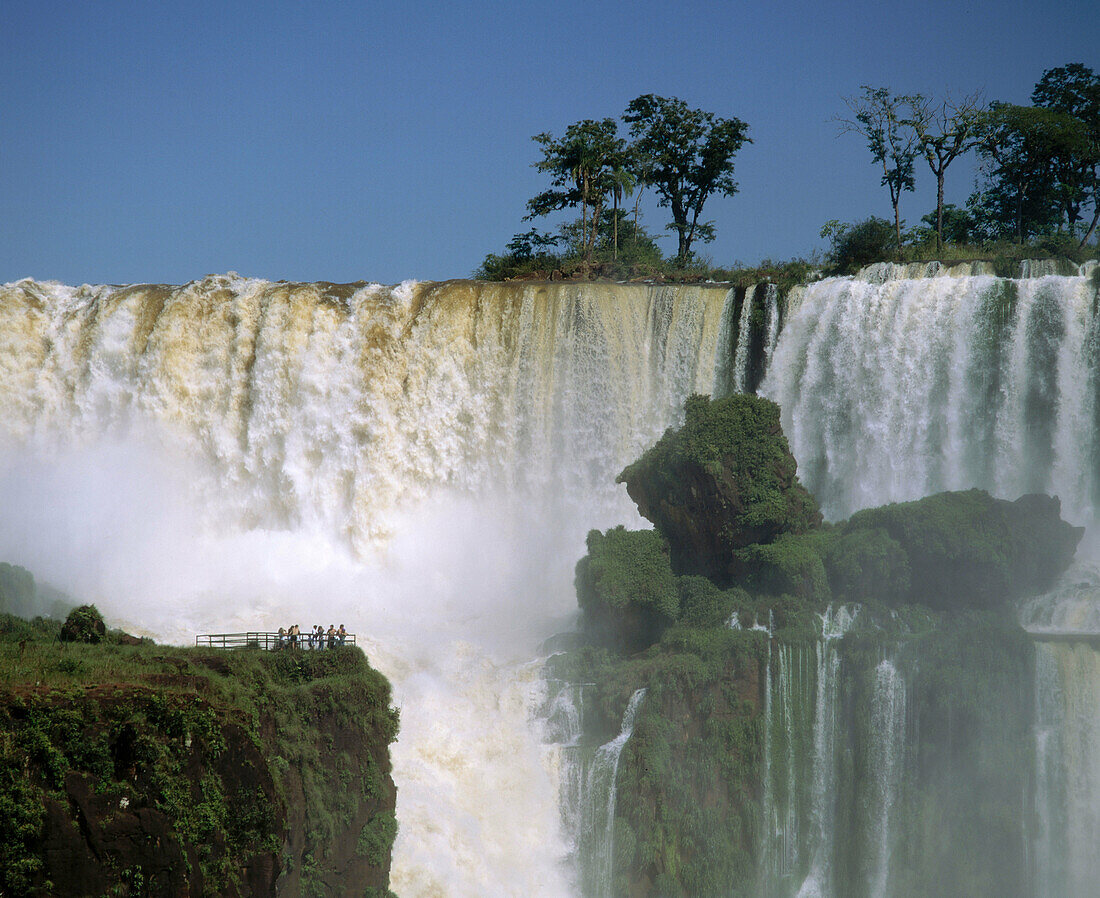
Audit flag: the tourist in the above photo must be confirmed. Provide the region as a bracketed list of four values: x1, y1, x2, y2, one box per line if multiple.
[327, 624, 337, 649]
[337, 624, 347, 646]
[278, 626, 287, 648]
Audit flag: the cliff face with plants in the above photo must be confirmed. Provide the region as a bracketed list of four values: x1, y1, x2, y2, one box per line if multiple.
[553, 393, 1083, 898]
[0, 609, 399, 898]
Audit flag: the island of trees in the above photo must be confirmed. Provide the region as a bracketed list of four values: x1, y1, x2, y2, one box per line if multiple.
[477, 64, 1099, 283]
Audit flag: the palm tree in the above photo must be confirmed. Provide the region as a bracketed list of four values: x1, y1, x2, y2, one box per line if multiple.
[609, 162, 637, 260]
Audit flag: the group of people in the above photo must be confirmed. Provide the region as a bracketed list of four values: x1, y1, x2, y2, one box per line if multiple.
[277, 623, 347, 650]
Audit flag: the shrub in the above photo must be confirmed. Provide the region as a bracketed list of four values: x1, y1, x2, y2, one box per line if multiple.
[824, 216, 897, 274]
[576, 527, 679, 652]
[59, 604, 106, 644]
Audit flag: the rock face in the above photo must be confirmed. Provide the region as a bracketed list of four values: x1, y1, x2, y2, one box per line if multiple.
[618, 394, 821, 585]
[562, 394, 1088, 897]
[0, 640, 399, 898]
[840, 489, 1084, 609]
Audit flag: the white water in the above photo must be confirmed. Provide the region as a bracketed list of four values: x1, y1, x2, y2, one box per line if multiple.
[732, 285, 757, 393]
[762, 640, 815, 892]
[762, 264, 1100, 522]
[5, 266, 1100, 895]
[1024, 559, 1100, 898]
[866, 659, 906, 898]
[0, 275, 731, 896]
[585, 688, 647, 898]
[796, 606, 858, 898]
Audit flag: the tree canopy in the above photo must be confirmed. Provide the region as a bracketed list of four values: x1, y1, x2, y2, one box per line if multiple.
[525, 118, 628, 262]
[839, 86, 919, 253]
[623, 94, 751, 266]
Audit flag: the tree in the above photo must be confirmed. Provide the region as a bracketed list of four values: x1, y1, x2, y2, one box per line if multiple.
[820, 217, 897, 274]
[839, 86, 919, 253]
[1031, 63, 1100, 246]
[972, 102, 1084, 243]
[608, 157, 637, 260]
[623, 95, 750, 266]
[526, 118, 628, 262]
[906, 91, 985, 251]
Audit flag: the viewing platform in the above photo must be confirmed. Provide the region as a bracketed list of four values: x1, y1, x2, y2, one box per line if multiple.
[1026, 629, 1100, 646]
[195, 631, 357, 651]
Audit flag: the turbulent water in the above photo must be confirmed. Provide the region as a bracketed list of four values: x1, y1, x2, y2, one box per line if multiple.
[2, 263, 1100, 896]
[0, 274, 733, 896]
[764, 260, 1100, 521]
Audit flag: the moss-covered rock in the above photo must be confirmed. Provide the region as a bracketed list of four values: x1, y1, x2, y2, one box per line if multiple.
[576, 526, 679, 652]
[824, 526, 911, 604]
[841, 489, 1083, 610]
[58, 604, 106, 644]
[558, 397, 1085, 897]
[618, 394, 821, 585]
[735, 531, 833, 604]
[0, 617, 399, 898]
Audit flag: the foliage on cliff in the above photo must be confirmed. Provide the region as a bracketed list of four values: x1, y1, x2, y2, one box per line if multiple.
[618, 394, 821, 584]
[576, 526, 680, 653]
[558, 392, 1083, 897]
[0, 613, 399, 898]
[841, 489, 1083, 609]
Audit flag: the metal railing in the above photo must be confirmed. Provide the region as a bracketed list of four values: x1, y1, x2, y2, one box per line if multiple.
[195, 631, 356, 651]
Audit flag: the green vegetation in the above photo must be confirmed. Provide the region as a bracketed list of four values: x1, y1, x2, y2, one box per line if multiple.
[58, 603, 106, 643]
[618, 394, 820, 583]
[553, 393, 1082, 897]
[622, 94, 751, 265]
[477, 93, 752, 280]
[0, 612, 399, 897]
[839, 86, 919, 252]
[479, 63, 1097, 283]
[0, 562, 71, 620]
[826, 64, 1098, 274]
[576, 526, 679, 653]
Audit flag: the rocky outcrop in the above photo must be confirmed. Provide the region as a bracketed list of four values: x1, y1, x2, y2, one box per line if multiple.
[0, 636, 398, 898]
[561, 394, 1087, 897]
[618, 394, 821, 585]
[840, 489, 1084, 609]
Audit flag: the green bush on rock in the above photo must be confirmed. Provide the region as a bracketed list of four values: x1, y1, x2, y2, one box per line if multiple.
[618, 394, 821, 584]
[555, 391, 1086, 897]
[577, 526, 679, 652]
[842, 489, 1082, 609]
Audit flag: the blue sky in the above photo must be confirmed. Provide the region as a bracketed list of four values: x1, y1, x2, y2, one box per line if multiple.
[2, 0, 1097, 285]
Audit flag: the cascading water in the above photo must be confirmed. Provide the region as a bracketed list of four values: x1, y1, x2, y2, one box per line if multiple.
[1022, 561, 1100, 898]
[796, 606, 857, 898]
[865, 659, 906, 898]
[761, 641, 816, 892]
[762, 262, 1100, 521]
[5, 263, 1100, 896]
[731, 284, 758, 394]
[574, 688, 647, 898]
[0, 275, 732, 897]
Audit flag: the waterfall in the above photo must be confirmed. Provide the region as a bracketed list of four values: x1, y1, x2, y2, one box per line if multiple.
[1023, 564, 1100, 898]
[796, 606, 858, 898]
[576, 688, 647, 898]
[865, 659, 906, 898]
[1031, 640, 1100, 897]
[732, 285, 757, 393]
[0, 276, 732, 898]
[763, 283, 781, 368]
[762, 264, 1100, 521]
[6, 265, 1100, 896]
[761, 640, 816, 894]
